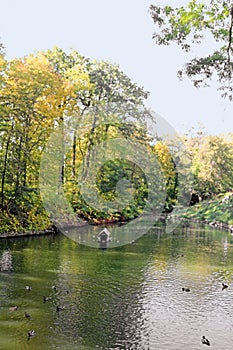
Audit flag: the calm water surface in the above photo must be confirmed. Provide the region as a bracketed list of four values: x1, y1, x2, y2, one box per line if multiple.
[0, 223, 233, 349]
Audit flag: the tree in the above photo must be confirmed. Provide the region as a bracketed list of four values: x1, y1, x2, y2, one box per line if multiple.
[38, 48, 154, 223]
[149, 0, 233, 99]
[153, 141, 178, 210]
[0, 47, 152, 231]
[0, 53, 81, 228]
[185, 134, 233, 196]
[43, 47, 150, 184]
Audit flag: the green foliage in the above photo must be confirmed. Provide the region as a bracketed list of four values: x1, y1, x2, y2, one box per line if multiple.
[44, 47, 149, 109]
[149, 0, 233, 99]
[0, 193, 50, 234]
[96, 159, 148, 220]
[183, 192, 233, 225]
[63, 121, 155, 223]
[185, 133, 233, 197]
[153, 141, 178, 210]
[0, 47, 151, 233]
[1, 45, 231, 235]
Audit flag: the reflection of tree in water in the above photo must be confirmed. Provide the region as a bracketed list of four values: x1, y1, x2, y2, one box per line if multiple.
[0, 249, 13, 272]
[53, 235, 157, 349]
[1, 225, 233, 349]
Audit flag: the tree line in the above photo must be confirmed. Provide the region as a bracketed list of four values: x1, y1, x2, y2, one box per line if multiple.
[0, 45, 153, 232]
[0, 44, 232, 234]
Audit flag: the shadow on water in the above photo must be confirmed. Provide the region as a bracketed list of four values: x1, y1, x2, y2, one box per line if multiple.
[0, 223, 233, 349]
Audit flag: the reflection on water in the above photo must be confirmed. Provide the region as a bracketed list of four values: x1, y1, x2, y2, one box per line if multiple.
[0, 249, 13, 272]
[0, 224, 233, 349]
[64, 215, 157, 248]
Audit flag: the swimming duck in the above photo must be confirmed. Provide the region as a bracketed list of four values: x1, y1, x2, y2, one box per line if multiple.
[56, 305, 65, 312]
[182, 287, 190, 292]
[43, 296, 52, 303]
[25, 286, 31, 291]
[9, 306, 18, 311]
[201, 336, 210, 346]
[222, 283, 228, 290]
[28, 330, 36, 338]
[25, 312, 31, 319]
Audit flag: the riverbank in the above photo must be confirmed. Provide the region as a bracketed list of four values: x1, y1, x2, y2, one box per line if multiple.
[1, 192, 232, 239]
[179, 192, 233, 233]
[0, 221, 89, 240]
[0, 226, 57, 239]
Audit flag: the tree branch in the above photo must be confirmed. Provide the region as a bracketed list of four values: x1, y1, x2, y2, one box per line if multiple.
[227, 5, 233, 63]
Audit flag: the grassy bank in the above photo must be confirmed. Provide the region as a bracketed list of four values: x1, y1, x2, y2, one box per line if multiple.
[181, 192, 233, 231]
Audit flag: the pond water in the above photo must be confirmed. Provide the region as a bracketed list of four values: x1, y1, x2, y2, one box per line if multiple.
[0, 223, 233, 349]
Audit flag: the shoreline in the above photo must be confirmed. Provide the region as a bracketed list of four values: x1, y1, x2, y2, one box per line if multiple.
[1, 216, 233, 240]
[176, 216, 233, 234]
[192, 219, 233, 233]
[0, 228, 57, 240]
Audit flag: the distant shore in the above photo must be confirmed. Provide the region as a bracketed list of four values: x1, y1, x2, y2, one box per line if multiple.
[0, 227, 56, 239]
[182, 217, 233, 234]
[1, 215, 232, 241]
[0, 220, 91, 240]
[202, 220, 233, 233]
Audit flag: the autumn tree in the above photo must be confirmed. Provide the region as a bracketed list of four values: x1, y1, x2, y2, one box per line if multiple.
[149, 0, 233, 99]
[40, 47, 152, 222]
[0, 47, 153, 231]
[153, 141, 178, 210]
[185, 134, 233, 197]
[44, 47, 149, 181]
[0, 53, 85, 229]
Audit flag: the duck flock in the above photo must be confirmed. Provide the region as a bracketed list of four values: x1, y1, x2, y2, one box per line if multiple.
[7, 280, 229, 346]
[3, 244, 229, 348]
[181, 282, 229, 347]
[8, 284, 66, 341]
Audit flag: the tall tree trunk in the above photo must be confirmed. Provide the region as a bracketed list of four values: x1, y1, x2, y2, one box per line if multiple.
[15, 135, 22, 196]
[83, 114, 98, 180]
[1, 133, 11, 208]
[72, 130, 77, 179]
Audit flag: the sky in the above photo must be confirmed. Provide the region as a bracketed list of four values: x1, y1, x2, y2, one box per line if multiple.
[0, 0, 232, 135]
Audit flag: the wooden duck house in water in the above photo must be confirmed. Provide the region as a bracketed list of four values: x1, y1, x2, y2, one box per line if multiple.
[97, 228, 111, 244]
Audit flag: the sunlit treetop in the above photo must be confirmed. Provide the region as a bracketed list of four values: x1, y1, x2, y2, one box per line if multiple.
[43, 47, 149, 111]
[149, 0, 233, 99]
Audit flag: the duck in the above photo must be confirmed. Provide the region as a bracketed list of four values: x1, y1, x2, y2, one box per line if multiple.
[222, 283, 228, 290]
[24, 312, 31, 319]
[52, 285, 57, 291]
[25, 286, 31, 291]
[28, 330, 36, 338]
[182, 287, 190, 292]
[9, 306, 18, 311]
[43, 296, 52, 303]
[56, 305, 65, 312]
[201, 336, 210, 346]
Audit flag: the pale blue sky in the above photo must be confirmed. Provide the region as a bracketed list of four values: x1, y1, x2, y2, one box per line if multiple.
[0, 0, 232, 135]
